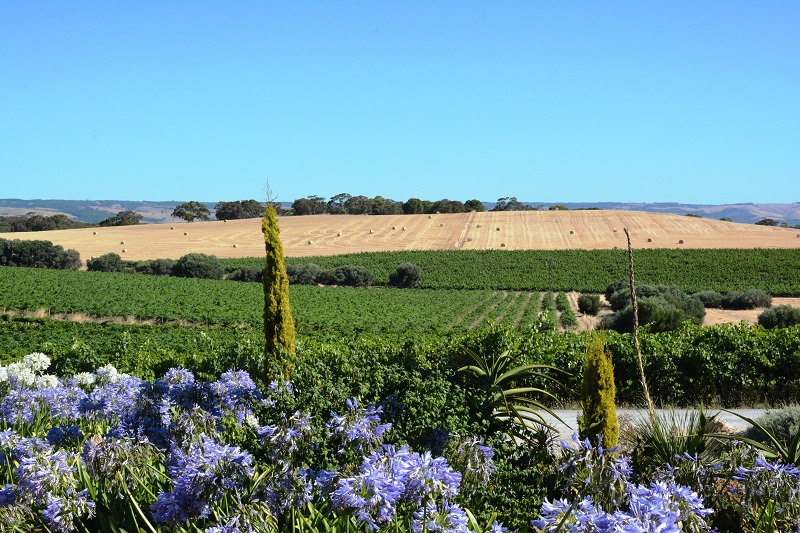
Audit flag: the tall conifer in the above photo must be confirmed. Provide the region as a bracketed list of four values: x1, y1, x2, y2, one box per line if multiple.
[262, 202, 296, 379]
[578, 334, 619, 447]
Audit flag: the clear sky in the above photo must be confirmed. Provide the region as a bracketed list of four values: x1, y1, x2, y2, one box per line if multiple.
[1, 2, 798, 205]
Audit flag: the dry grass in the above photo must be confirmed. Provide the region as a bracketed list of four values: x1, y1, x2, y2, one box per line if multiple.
[3, 210, 798, 262]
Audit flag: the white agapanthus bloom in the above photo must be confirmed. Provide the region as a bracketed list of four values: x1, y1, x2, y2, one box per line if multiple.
[0, 366, 8, 383]
[34, 374, 61, 389]
[95, 364, 120, 385]
[23, 352, 51, 372]
[4, 363, 36, 388]
[73, 372, 97, 388]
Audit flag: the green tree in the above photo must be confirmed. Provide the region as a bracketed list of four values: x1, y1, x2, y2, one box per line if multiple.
[171, 201, 211, 222]
[578, 334, 619, 447]
[215, 200, 265, 220]
[327, 193, 352, 214]
[290, 195, 327, 215]
[98, 210, 143, 226]
[402, 198, 425, 214]
[262, 202, 296, 379]
[464, 199, 485, 212]
[755, 218, 778, 226]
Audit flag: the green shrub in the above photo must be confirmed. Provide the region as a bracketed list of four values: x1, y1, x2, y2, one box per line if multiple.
[318, 265, 373, 287]
[601, 283, 705, 333]
[0, 238, 81, 270]
[228, 266, 264, 283]
[578, 294, 601, 315]
[578, 334, 619, 447]
[721, 289, 772, 310]
[555, 292, 570, 312]
[135, 258, 176, 276]
[693, 291, 724, 308]
[172, 253, 223, 279]
[758, 305, 800, 329]
[286, 263, 322, 285]
[86, 253, 125, 273]
[742, 405, 800, 449]
[389, 262, 421, 288]
[604, 280, 629, 301]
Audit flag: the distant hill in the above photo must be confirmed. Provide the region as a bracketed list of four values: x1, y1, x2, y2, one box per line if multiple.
[1, 198, 799, 226]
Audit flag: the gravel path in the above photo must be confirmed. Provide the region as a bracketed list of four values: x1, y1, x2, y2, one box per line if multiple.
[542, 408, 769, 441]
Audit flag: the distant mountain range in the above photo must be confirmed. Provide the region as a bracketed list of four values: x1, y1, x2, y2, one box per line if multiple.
[1, 198, 799, 226]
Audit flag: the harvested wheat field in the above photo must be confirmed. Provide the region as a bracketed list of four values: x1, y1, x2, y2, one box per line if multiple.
[3, 210, 799, 263]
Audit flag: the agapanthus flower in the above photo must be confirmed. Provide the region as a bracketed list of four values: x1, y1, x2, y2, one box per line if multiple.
[326, 397, 392, 454]
[151, 434, 253, 525]
[15, 448, 77, 504]
[210, 370, 262, 425]
[402, 450, 462, 505]
[71, 372, 96, 389]
[82, 434, 163, 497]
[22, 352, 51, 373]
[256, 411, 313, 462]
[444, 435, 497, 492]
[260, 466, 313, 514]
[47, 426, 83, 449]
[411, 500, 470, 533]
[42, 488, 95, 533]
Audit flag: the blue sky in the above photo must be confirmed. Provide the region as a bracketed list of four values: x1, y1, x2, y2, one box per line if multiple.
[1, 2, 798, 205]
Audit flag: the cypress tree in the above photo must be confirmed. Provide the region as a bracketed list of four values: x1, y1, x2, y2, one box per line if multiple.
[262, 202, 296, 379]
[578, 334, 619, 447]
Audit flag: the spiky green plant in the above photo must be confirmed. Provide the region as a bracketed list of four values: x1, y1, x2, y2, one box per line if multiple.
[458, 347, 567, 442]
[578, 334, 619, 448]
[262, 203, 296, 380]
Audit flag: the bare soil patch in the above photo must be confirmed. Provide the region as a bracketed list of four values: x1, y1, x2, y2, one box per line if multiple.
[3, 210, 798, 263]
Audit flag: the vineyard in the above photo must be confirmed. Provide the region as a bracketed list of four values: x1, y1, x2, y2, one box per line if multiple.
[0, 266, 544, 334]
[224, 248, 800, 294]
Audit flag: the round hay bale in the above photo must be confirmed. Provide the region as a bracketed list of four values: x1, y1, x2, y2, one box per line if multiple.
[233, 244, 238, 248]
[613, 228, 617, 232]
[337, 232, 342, 237]
[402, 227, 407, 231]
[613, 246, 618, 250]
[678, 239, 684, 244]
[500, 243, 506, 247]
[428, 215, 433, 218]
[476, 224, 481, 228]
[647, 237, 653, 242]
[392, 226, 397, 230]
[466, 237, 472, 242]
[496, 227, 500, 231]
[92, 231, 97, 235]
[308, 240, 313, 245]
[120, 241, 125, 245]
[369, 230, 374, 234]
[171, 227, 175, 230]
[223, 219, 227, 223]
[569, 230, 575, 234]
[122, 248, 127, 253]
[439, 223, 444, 227]
[184, 232, 188, 236]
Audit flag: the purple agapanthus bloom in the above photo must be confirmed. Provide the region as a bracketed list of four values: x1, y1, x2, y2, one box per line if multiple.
[326, 397, 392, 454]
[411, 500, 470, 532]
[151, 434, 253, 525]
[210, 370, 262, 425]
[42, 488, 96, 533]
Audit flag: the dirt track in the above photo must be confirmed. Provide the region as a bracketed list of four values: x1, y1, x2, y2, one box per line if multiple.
[3, 210, 798, 262]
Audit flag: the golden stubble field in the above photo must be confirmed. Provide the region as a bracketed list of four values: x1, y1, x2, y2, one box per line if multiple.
[4, 210, 799, 262]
